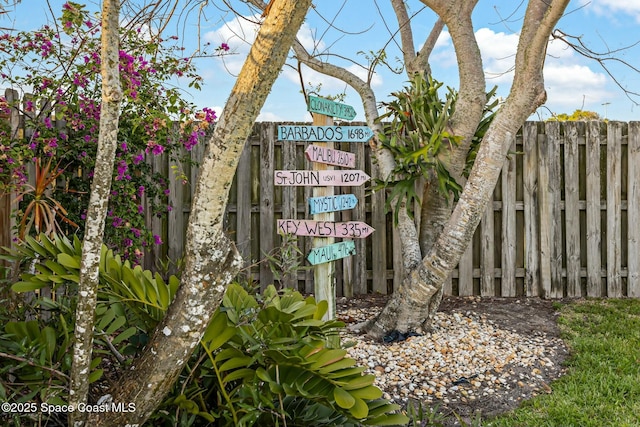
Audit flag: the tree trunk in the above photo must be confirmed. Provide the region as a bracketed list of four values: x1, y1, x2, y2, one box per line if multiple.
[88, 1, 312, 425]
[363, 0, 570, 339]
[69, 1, 121, 425]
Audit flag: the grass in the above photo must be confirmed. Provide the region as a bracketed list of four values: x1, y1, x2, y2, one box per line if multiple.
[485, 298, 640, 427]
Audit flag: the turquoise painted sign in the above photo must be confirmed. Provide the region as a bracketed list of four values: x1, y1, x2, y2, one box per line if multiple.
[278, 125, 372, 142]
[307, 240, 356, 265]
[307, 96, 357, 120]
[308, 194, 358, 214]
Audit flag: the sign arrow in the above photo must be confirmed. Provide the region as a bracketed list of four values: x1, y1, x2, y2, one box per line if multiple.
[278, 125, 373, 142]
[308, 194, 358, 214]
[277, 219, 374, 238]
[307, 241, 356, 265]
[307, 96, 357, 121]
[274, 170, 370, 186]
[305, 145, 356, 168]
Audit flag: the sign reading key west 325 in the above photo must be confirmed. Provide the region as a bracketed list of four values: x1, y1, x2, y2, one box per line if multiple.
[307, 96, 357, 120]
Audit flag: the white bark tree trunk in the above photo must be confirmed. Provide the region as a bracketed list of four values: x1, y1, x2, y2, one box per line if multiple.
[363, 0, 570, 339]
[69, 1, 121, 425]
[88, 1, 312, 425]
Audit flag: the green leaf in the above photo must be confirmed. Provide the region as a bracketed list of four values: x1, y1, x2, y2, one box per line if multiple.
[333, 387, 355, 409]
[111, 326, 137, 345]
[219, 355, 251, 372]
[364, 413, 411, 426]
[349, 385, 382, 400]
[57, 253, 80, 269]
[88, 368, 103, 383]
[12, 280, 47, 292]
[349, 396, 369, 419]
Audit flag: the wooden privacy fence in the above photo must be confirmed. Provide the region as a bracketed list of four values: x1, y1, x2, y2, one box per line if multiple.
[144, 121, 640, 299]
[2, 120, 640, 299]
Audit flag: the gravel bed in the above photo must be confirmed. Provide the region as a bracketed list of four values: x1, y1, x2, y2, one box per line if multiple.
[337, 296, 568, 416]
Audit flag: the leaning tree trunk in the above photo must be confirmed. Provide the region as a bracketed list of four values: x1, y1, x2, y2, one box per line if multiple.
[69, 1, 121, 425]
[88, 1, 313, 425]
[363, 0, 571, 339]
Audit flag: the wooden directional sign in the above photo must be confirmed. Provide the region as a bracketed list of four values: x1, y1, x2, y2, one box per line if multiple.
[278, 125, 373, 142]
[307, 96, 357, 121]
[307, 240, 356, 265]
[274, 170, 370, 186]
[278, 219, 374, 238]
[305, 145, 355, 168]
[309, 194, 358, 214]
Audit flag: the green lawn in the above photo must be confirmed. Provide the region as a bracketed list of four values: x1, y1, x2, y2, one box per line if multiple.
[485, 298, 640, 427]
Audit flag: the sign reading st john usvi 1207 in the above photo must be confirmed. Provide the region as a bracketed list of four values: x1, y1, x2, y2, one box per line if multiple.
[307, 96, 357, 121]
[277, 219, 374, 238]
[307, 240, 357, 265]
[278, 125, 373, 142]
[274, 170, 370, 186]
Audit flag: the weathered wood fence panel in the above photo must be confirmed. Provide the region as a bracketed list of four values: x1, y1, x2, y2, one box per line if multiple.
[3, 116, 640, 299]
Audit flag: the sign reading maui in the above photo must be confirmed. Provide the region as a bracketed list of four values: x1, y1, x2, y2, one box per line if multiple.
[277, 219, 374, 238]
[307, 241, 357, 265]
[274, 170, 370, 186]
[278, 125, 373, 142]
[307, 96, 357, 120]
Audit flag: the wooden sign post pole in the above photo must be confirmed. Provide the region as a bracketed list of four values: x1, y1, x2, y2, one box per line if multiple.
[312, 112, 336, 321]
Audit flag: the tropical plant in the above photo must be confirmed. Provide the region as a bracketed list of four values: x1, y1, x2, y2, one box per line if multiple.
[374, 73, 498, 223]
[185, 283, 408, 426]
[2, 235, 407, 426]
[15, 157, 79, 240]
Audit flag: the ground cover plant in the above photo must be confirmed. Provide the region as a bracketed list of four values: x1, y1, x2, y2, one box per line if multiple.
[486, 298, 640, 427]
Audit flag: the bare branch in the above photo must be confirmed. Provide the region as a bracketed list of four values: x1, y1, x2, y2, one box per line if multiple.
[552, 29, 640, 104]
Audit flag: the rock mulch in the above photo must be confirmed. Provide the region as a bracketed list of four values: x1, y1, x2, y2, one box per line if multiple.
[337, 296, 569, 423]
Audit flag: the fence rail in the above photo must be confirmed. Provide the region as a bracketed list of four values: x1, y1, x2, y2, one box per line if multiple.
[2, 117, 640, 298]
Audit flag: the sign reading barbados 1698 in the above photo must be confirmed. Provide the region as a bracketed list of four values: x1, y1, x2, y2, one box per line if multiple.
[278, 125, 373, 142]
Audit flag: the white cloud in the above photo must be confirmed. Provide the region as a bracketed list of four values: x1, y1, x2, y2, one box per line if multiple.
[591, 0, 640, 22]
[257, 110, 286, 122]
[543, 64, 610, 107]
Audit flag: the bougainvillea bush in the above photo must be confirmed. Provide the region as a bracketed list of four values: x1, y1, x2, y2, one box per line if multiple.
[0, 2, 227, 262]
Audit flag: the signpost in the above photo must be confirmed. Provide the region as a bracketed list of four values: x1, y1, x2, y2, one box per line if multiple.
[278, 125, 373, 142]
[305, 145, 355, 168]
[307, 96, 356, 120]
[308, 194, 358, 214]
[274, 170, 370, 186]
[307, 241, 356, 265]
[277, 219, 374, 238]
[274, 95, 375, 322]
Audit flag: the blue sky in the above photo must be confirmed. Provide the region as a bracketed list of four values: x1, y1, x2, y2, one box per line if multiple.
[5, 1, 640, 122]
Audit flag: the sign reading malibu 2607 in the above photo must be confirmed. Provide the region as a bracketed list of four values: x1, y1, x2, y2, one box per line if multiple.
[275, 96, 375, 266]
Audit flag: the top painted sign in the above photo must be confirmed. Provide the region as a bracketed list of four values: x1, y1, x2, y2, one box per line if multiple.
[308, 95, 356, 120]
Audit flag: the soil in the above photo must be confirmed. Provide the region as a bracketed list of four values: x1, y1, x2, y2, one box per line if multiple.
[338, 295, 571, 426]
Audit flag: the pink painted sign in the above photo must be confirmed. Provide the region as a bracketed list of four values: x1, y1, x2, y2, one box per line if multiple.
[274, 170, 370, 186]
[277, 219, 374, 238]
[305, 144, 356, 168]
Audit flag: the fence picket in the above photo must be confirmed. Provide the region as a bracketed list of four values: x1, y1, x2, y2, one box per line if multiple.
[564, 122, 582, 297]
[628, 122, 640, 297]
[586, 121, 602, 296]
[606, 122, 623, 297]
